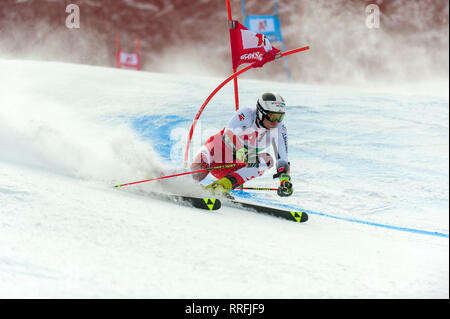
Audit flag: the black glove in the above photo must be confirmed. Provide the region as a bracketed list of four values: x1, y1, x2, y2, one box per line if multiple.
[277, 174, 293, 197]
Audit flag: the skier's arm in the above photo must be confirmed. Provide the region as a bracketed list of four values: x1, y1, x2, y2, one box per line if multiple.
[272, 123, 293, 197]
[273, 123, 289, 172]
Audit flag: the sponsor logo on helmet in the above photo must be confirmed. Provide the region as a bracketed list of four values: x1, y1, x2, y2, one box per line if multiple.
[241, 52, 263, 61]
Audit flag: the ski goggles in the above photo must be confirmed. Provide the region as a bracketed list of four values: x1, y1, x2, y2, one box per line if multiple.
[265, 112, 285, 123]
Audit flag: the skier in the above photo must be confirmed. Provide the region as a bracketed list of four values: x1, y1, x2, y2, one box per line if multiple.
[190, 92, 293, 198]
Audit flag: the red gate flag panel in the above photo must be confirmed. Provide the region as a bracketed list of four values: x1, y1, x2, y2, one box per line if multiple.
[229, 21, 281, 69]
[116, 50, 141, 70]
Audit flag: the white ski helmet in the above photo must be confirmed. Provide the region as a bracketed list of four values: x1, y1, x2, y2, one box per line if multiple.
[256, 92, 286, 123]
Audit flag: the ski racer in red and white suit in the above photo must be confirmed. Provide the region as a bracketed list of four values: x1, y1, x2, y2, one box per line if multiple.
[191, 92, 293, 197]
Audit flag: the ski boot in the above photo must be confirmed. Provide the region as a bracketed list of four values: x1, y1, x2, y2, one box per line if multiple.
[205, 176, 235, 200]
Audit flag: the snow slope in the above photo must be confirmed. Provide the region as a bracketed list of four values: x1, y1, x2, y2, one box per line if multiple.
[0, 60, 448, 298]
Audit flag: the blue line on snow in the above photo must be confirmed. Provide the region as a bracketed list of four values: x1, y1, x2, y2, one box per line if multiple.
[277, 202, 449, 238]
[231, 192, 449, 238]
[128, 114, 449, 239]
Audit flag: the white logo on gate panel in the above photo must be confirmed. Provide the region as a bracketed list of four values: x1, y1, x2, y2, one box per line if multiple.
[241, 52, 263, 61]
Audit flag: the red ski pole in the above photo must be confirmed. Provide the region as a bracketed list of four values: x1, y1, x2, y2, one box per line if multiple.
[114, 163, 245, 188]
[235, 187, 278, 191]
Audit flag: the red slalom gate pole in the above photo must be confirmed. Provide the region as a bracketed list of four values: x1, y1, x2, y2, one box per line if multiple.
[280, 46, 310, 58]
[114, 163, 246, 188]
[226, 0, 239, 111]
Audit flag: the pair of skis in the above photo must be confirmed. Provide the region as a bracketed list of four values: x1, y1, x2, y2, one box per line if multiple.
[152, 192, 308, 223]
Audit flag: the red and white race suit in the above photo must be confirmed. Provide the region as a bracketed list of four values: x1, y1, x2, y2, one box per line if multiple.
[191, 107, 289, 187]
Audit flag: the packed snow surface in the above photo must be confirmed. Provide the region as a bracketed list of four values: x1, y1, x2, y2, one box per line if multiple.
[0, 60, 448, 298]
